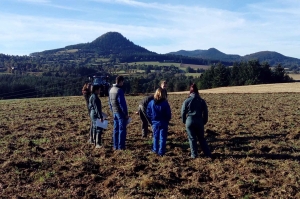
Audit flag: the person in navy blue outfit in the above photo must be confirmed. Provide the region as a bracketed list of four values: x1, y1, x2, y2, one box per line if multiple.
[109, 76, 129, 150]
[147, 88, 171, 156]
[181, 83, 211, 158]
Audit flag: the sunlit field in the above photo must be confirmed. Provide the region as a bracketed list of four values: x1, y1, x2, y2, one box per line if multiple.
[0, 92, 299, 198]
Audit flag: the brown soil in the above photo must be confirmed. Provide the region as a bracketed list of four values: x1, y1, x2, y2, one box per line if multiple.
[0, 93, 299, 198]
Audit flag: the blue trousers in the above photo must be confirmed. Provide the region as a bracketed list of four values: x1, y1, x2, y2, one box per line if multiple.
[113, 113, 127, 150]
[152, 121, 168, 156]
[186, 117, 211, 158]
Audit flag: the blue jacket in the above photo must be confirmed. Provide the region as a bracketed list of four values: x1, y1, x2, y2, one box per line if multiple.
[181, 93, 208, 124]
[109, 85, 128, 116]
[147, 99, 171, 125]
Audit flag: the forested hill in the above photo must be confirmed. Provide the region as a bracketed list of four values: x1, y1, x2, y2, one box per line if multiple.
[169, 48, 241, 62]
[27, 32, 226, 66]
[169, 48, 300, 69]
[30, 32, 155, 56]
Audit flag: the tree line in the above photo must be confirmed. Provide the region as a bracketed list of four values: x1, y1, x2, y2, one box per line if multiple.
[0, 60, 294, 100]
[197, 60, 292, 89]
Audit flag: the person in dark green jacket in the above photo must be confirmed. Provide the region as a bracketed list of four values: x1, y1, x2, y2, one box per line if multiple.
[181, 83, 211, 158]
[137, 94, 154, 137]
[89, 85, 104, 148]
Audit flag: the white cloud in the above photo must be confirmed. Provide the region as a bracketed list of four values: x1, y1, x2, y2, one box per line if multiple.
[1, 0, 300, 58]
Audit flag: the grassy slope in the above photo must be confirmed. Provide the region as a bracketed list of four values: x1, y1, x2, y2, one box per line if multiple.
[0, 93, 299, 198]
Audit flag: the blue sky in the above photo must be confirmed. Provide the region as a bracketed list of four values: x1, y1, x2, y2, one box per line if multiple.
[0, 0, 300, 58]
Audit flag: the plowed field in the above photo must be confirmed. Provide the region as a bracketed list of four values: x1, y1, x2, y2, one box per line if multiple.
[0, 93, 299, 198]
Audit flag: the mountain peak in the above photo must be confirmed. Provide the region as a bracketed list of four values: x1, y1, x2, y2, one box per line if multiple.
[31, 31, 154, 56]
[87, 32, 153, 55]
[207, 47, 219, 51]
[91, 32, 126, 44]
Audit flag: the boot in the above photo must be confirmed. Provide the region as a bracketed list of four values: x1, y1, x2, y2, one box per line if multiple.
[142, 129, 148, 138]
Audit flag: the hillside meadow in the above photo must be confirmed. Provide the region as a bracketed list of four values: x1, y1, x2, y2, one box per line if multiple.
[0, 90, 299, 198]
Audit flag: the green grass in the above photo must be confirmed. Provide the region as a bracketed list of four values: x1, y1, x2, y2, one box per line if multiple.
[185, 73, 202, 77]
[127, 61, 181, 67]
[95, 58, 110, 62]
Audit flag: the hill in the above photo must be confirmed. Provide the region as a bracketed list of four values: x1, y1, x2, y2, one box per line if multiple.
[28, 32, 216, 66]
[30, 32, 155, 56]
[169, 48, 300, 68]
[170, 48, 241, 62]
[243, 51, 300, 66]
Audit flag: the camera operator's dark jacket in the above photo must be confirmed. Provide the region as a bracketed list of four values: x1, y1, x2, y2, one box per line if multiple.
[139, 95, 154, 111]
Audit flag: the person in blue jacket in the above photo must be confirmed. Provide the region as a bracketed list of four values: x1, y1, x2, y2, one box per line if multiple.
[109, 76, 129, 150]
[181, 83, 211, 158]
[89, 85, 104, 148]
[147, 88, 171, 156]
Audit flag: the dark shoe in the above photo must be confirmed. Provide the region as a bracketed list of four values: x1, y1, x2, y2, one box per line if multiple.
[95, 132, 102, 146]
[142, 128, 148, 137]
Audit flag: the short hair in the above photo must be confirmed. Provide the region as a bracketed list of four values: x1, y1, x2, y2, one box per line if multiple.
[116, 76, 124, 84]
[160, 80, 167, 85]
[92, 85, 101, 93]
[154, 87, 167, 101]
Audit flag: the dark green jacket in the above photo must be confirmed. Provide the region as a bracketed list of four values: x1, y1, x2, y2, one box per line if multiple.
[181, 93, 208, 125]
[89, 93, 103, 119]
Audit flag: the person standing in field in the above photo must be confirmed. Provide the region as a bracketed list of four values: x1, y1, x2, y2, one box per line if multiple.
[89, 85, 104, 148]
[137, 94, 154, 138]
[147, 88, 171, 156]
[82, 82, 92, 113]
[109, 76, 129, 150]
[82, 82, 94, 143]
[181, 83, 211, 158]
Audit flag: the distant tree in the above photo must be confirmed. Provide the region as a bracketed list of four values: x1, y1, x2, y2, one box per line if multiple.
[186, 66, 196, 73]
[212, 63, 229, 87]
[272, 64, 285, 83]
[131, 78, 140, 93]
